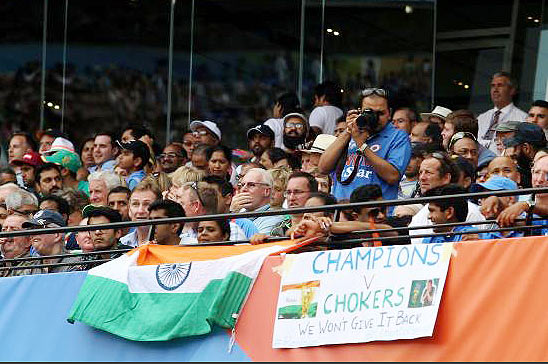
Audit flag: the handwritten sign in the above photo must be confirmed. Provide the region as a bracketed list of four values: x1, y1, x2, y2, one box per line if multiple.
[272, 244, 452, 348]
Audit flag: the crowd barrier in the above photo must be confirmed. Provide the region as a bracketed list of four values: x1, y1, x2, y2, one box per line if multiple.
[1, 236, 547, 361]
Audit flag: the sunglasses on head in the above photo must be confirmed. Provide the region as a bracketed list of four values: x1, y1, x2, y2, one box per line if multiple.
[361, 88, 388, 98]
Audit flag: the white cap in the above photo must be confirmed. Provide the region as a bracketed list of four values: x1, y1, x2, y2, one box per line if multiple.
[190, 120, 222, 141]
[420, 106, 452, 122]
[302, 134, 337, 154]
[43, 137, 75, 155]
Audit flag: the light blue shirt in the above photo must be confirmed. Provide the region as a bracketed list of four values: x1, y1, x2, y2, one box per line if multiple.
[234, 218, 260, 238]
[422, 225, 477, 244]
[331, 122, 411, 202]
[126, 170, 146, 190]
[247, 204, 284, 235]
[88, 159, 116, 173]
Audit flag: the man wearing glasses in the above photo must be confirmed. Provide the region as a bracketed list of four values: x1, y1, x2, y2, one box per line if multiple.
[190, 120, 222, 147]
[319, 88, 411, 204]
[158, 143, 187, 174]
[230, 168, 283, 235]
[0, 213, 34, 277]
[282, 112, 310, 153]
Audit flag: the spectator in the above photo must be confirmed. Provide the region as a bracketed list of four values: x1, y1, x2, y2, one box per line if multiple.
[80, 137, 96, 171]
[260, 148, 289, 169]
[420, 106, 452, 130]
[399, 144, 426, 199]
[190, 144, 209, 171]
[120, 180, 161, 247]
[121, 123, 155, 147]
[478, 72, 528, 153]
[57, 188, 89, 226]
[116, 140, 150, 190]
[5, 188, 39, 217]
[268, 167, 292, 209]
[333, 116, 346, 138]
[35, 163, 63, 197]
[319, 88, 411, 203]
[178, 182, 219, 244]
[148, 199, 185, 246]
[411, 122, 443, 151]
[10, 151, 43, 190]
[38, 128, 65, 155]
[264, 92, 301, 148]
[23, 209, 79, 273]
[90, 131, 119, 173]
[88, 171, 125, 206]
[421, 184, 479, 244]
[182, 131, 197, 159]
[309, 81, 344, 136]
[487, 156, 521, 185]
[190, 120, 222, 146]
[75, 217, 94, 253]
[392, 107, 418, 134]
[107, 186, 131, 221]
[502, 122, 547, 188]
[247, 124, 275, 164]
[282, 112, 310, 153]
[42, 136, 75, 156]
[448, 132, 479, 168]
[527, 100, 548, 138]
[409, 152, 485, 243]
[309, 168, 331, 195]
[206, 145, 233, 182]
[0, 214, 34, 277]
[197, 220, 230, 244]
[158, 143, 187, 174]
[230, 168, 284, 234]
[451, 155, 476, 191]
[8, 132, 37, 163]
[39, 194, 70, 223]
[493, 121, 520, 155]
[165, 166, 206, 203]
[301, 134, 337, 173]
[0, 167, 16, 185]
[45, 150, 89, 195]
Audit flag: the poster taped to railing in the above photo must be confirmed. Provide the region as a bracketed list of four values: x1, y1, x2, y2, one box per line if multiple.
[272, 243, 452, 348]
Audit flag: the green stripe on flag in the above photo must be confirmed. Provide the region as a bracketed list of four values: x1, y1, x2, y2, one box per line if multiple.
[67, 271, 252, 341]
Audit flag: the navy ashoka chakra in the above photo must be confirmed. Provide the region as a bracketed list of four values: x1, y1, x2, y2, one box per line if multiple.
[155, 262, 192, 291]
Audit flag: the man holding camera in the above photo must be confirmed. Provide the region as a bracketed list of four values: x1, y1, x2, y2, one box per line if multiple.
[319, 88, 411, 202]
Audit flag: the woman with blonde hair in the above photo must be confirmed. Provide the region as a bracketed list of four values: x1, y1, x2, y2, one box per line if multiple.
[268, 166, 292, 209]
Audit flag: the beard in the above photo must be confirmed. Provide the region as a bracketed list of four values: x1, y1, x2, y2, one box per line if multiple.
[283, 133, 306, 150]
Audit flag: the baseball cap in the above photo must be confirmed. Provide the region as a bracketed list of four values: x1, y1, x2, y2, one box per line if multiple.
[247, 124, 274, 140]
[82, 204, 122, 223]
[43, 137, 75, 155]
[502, 122, 547, 148]
[494, 120, 520, 133]
[22, 209, 66, 228]
[283, 112, 308, 125]
[116, 140, 151, 167]
[10, 151, 44, 168]
[44, 149, 82, 173]
[478, 175, 518, 191]
[420, 106, 452, 122]
[302, 134, 337, 154]
[190, 120, 222, 141]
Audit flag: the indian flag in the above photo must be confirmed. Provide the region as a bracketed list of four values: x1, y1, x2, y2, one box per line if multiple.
[68, 240, 311, 341]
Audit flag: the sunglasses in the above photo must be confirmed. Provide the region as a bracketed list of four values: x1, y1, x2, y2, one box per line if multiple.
[361, 88, 388, 98]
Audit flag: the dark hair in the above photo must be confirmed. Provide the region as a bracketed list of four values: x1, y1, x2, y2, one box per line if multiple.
[202, 175, 234, 196]
[108, 186, 131, 199]
[35, 163, 61, 183]
[93, 131, 118, 148]
[123, 123, 154, 140]
[276, 92, 301, 116]
[41, 128, 67, 140]
[314, 81, 343, 108]
[445, 109, 478, 137]
[308, 192, 337, 217]
[11, 132, 37, 152]
[265, 148, 288, 164]
[424, 184, 468, 222]
[206, 145, 232, 164]
[425, 123, 443, 150]
[288, 171, 318, 193]
[148, 199, 185, 234]
[0, 167, 16, 176]
[532, 100, 548, 109]
[40, 194, 70, 218]
[85, 206, 122, 224]
[451, 155, 476, 184]
[349, 184, 382, 213]
[393, 107, 418, 123]
[200, 219, 230, 241]
[79, 137, 95, 155]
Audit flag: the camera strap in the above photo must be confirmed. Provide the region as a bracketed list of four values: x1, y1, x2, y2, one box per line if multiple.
[335, 143, 362, 185]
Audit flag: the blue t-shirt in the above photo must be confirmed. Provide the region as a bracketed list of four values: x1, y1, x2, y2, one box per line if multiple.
[422, 225, 477, 244]
[126, 170, 146, 191]
[233, 218, 260, 239]
[331, 122, 411, 202]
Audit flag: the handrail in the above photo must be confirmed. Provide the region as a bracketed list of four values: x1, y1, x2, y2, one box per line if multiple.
[0, 187, 544, 239]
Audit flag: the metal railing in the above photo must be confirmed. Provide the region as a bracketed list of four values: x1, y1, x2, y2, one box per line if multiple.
[0, 187, 546, 272]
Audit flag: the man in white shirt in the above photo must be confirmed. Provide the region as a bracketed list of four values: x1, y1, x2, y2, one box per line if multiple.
[477, 72, 528, 154]
[309, 81, 344, 136]
[408, 152, 485, 244]
[263, 92, 301, 148]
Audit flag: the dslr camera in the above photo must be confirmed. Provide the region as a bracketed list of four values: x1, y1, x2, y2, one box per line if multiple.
[355, 108, 381, 133]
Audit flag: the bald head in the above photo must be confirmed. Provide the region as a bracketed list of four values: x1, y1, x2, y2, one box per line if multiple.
[487, 156, 520, 184]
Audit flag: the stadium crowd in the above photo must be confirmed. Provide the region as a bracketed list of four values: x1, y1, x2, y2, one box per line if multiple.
[1, 71, 548, 276]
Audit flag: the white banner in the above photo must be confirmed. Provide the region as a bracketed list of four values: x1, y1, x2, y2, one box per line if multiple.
[272, 243, 453, 348]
